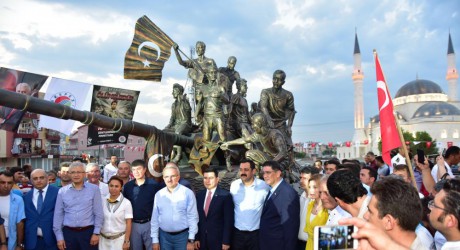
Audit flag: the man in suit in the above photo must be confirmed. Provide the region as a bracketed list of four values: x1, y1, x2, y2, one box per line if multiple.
[23, 169, 59, 250]
[259, 161, 300, 250]
[0, 82, 32, 131]
[195, 167, 234, 250]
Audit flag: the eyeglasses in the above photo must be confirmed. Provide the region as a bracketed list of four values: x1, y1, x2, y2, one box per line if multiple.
[428, 200, 448, 212]
[163, 175, 178, 179]
[69, 171, 86, 175]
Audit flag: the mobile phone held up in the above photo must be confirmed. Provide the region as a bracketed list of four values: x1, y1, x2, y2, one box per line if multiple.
[417, 149, 425, 164]
[314, 225, 358, 250]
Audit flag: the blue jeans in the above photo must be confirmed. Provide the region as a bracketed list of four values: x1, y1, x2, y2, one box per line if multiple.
[159, 228, 188, 250]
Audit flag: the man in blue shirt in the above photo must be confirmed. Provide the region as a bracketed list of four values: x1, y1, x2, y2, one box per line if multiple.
[230, 159, 270, 250]
[0, 171, 25, 250]
[53, 162, 103, 250]
[151, 164, 198, 250]
[123, 159, 160, 250]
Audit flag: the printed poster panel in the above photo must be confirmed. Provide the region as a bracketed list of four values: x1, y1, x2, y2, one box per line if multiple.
[87, 85, 140, 146]
[0, 67, 48, 131]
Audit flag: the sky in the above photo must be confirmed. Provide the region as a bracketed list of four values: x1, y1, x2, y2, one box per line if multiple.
[0, 0, 459, 144]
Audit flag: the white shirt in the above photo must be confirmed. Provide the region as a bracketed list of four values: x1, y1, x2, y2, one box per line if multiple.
[298, 191, 310, 241]
[357, 195, 371, 219]
[415, 224, 434, 249]
[0, 195, 10, 237]
[33, 185, 49, 236]
[431, 161, 454, 183]
[151, 184, 199, 243]
[86, 181, 109, 201]
[391, 153, 406, 173]
[103, 163, 118, 183]
[441, 241, 460, 250]
[435, 231, 447, 250]
[101, 193, 133, 234]
[230, 178, 270, 231]
[410, 234, 431, 250]
[326, 206, 351, 226]
[32, 185, 49, 208]
[203, 187, 217, 210]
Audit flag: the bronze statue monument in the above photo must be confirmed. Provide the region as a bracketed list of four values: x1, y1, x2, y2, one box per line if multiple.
[260, 69, 296, 146]
[218, 56, 240, 98]
[164, 83, 192, 163]
[173, 41, 216, 86]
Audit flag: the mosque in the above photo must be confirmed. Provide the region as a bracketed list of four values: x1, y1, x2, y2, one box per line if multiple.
[337, 33, 459, 161]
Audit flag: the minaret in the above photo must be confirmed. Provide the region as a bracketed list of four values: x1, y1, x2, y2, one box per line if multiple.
[447, 32, 458, 101]
[352, 32, 367, 145]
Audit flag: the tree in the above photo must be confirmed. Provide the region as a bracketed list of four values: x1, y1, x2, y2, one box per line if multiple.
[378, 129, 438, 157]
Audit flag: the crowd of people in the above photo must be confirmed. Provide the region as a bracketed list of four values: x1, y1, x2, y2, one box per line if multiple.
[0, 146, 459, 250]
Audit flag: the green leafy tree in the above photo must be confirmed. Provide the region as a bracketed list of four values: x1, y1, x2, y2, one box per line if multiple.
[378, 129, 438, 156]
[295, 152, 306, 159]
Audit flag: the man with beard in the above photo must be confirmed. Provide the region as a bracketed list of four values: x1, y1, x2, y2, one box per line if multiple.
[58, 162, 71, 187]
[116, 161, 132, 186]
[428, 178, 460, 249]
[229, 159, 270, 250]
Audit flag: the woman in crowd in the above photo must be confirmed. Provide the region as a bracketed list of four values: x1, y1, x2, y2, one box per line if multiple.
[304, 174, 328, 250]
[99, 176, 133, 250]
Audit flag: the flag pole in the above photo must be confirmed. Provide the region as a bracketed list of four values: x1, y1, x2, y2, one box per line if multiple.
[394, 112, 418, 189]
[373, 49, 417, 189]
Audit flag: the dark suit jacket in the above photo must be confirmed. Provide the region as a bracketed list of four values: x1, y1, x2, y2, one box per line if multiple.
[195, 187, 234, 250]
[259, 180, 300, 250]
[0, 107, 25, 131]
[23, 185, 59, 250]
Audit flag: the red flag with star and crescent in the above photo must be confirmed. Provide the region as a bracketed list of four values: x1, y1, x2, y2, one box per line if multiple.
[374, 51, 402, 165]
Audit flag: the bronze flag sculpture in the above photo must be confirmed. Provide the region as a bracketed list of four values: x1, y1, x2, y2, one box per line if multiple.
[124, 15, 175, 81]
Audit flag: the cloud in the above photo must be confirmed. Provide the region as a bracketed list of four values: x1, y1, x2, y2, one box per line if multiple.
[0, 0, 133, 50]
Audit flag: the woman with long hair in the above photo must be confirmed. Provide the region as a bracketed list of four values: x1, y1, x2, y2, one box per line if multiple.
[304, 174, 328, 250]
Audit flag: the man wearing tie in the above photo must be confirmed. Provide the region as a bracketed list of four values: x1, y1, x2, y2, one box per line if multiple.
[195, 167, 234, 250]
[259, 161, 300, 250]
[23, 169, 59, 250]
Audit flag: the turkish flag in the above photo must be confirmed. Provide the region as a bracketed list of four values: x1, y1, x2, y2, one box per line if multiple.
[374, 52, 402, 165]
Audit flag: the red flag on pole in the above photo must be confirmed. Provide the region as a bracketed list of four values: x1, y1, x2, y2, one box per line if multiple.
[374, 51, 402, 165]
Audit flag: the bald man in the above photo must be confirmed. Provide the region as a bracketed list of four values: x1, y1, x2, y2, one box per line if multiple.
[0, 82, 32, 131]
[23, 169, 59, 250]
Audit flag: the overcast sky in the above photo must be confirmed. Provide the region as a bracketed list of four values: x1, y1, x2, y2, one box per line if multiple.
[0, 0, 458, 143]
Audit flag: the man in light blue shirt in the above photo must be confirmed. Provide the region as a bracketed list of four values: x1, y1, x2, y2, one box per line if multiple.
[151, 163, 198, 250]
[0, 171, 25, 250]
[53, 162, 103, 250]
[229, 159, 270, 250]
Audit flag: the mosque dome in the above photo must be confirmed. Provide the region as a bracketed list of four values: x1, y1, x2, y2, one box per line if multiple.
[395, 79, 444, 98]
[412, 102, 460, 118]
[370, 111, 406, 123]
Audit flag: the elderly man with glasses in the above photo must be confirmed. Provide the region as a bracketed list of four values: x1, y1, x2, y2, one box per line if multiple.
[53, 162, 103, 250]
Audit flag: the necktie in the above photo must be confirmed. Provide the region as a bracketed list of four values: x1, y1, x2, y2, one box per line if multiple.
[37, 189, 43, 214]
[204, 191, 212, 216]
[264, 190, 272, 207]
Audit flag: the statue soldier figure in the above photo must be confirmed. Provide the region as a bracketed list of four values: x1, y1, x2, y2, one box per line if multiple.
[218, 56, 240, 98]
[173, 41, 216, 86]
[164, 83, 192, 163]
[260, 69, 296, 146]
[221, 113, 289, 172]
[197, 66, 229, 143]
[227, 78, 252, 139]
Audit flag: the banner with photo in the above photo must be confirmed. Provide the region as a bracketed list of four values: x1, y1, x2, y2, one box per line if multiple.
[0, 67, 48, 132]
[87, 85, 140, 146]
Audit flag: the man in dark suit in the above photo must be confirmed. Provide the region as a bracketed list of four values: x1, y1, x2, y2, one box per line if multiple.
[259, 161, 300, 250]
[195, 167, 234, 250]
[24, 169, 59, 250]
